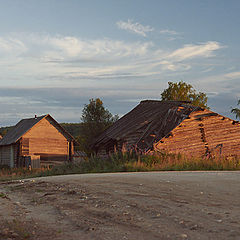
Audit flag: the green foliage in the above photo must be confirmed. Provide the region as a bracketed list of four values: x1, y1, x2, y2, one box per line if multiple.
[231, 99, 240, 119]
[80, 98, 118, 155]
[0, 126, 13, 136]
[161, 81, 209, 108]
[60, 123, 83, 139]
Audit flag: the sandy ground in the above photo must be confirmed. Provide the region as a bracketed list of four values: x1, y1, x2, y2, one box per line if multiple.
[0, 171, 239, 240]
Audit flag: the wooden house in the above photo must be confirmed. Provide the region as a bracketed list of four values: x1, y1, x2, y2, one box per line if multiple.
[92, 100, 240, 158]
[0, 114, 77, 168]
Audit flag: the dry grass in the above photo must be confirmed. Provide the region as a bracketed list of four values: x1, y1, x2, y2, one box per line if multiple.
[0, 167, 49, 181]
[0, 151, 239, 181]
[125, 152, 240, 171]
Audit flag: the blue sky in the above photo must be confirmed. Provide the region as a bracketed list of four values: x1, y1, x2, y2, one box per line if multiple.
[0, 0, 239, 125]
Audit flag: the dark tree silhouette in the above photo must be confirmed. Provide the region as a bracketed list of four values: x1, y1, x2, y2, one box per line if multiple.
[79, 98, 118, 154]
[231, 99, 240, 119]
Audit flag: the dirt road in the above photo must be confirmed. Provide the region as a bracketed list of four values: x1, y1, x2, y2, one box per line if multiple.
[0, 171, 239, 240]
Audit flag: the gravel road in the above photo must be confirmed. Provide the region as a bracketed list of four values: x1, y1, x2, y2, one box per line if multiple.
[0, 171, 239, 240]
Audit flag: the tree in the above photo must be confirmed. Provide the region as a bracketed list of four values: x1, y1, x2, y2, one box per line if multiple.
[231, 99, 240, 119]
[160, 81, 209, 108]
[79, 98, 118, 154]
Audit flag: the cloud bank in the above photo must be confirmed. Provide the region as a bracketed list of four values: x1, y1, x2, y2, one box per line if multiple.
[0, 32, 233, 125]
[0, 33, 223, 87]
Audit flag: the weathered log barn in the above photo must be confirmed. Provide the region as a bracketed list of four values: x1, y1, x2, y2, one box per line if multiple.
[0, 114, 76, 168]
[92, 100, 240, 158]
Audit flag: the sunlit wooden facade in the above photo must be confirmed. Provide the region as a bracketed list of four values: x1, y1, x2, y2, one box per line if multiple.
[0, 114, 76, 168]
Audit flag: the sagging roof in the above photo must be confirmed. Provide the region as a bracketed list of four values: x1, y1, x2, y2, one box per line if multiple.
[92, 100, 203, 150]
[0, 114, 76, 146]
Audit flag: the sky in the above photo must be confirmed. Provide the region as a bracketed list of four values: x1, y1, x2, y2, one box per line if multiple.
[0, 0, 240, 126]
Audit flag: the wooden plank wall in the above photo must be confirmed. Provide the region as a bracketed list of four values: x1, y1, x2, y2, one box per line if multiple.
[0, 145, 11, 166]
[154, 110, 240, 157]
[22, 118, 69, 161]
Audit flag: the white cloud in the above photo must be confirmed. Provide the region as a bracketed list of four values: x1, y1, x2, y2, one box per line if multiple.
[117, 19, 154, 37]
[168, 41, 222, 61]
[159, 60, 191, 71]
[0, 33, 224, 89]
[48, 36, 84, 57]
[153, 41, 222, 72]
[158, 29, 182, 41]
[26, 34, 152, 60]
[0, 37, 27, 55]
[224, 71, 240, 79]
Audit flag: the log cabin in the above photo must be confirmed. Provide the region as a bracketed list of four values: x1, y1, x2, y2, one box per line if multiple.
[92, 100, 240, 158]
[0, 114, 77, 168]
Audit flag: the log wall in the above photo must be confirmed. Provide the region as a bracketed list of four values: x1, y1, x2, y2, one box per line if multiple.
[22, 118, 69, 161]
[154, 110, 240, 157]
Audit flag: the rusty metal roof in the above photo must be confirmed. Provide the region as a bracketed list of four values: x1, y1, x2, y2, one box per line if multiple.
[92, 100, 203, 151]
[0, 114, 76, 146]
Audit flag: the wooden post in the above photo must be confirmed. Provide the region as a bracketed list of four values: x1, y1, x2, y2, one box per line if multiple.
[10, 145, 14, 168]
[69, 141, 72, 162]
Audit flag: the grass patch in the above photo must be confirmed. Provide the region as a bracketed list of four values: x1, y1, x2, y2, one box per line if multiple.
[0, 151, 239, 181]
[0, 218, 31, 240]
[125, 152, 240, 171]
[0, 167, 46, 181]
[0, 192, 7, 198]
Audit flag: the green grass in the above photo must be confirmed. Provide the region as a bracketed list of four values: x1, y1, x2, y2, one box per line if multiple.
[0, 151, 239, 181]
[0, 192, 7, 198]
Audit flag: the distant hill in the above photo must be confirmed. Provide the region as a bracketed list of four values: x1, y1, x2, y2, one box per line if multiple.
[0, 123, 83, 139]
